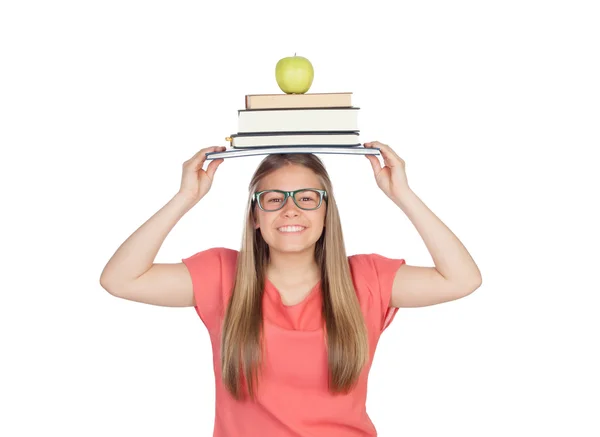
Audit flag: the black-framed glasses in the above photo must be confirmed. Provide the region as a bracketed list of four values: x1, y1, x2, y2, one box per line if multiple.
[253, 188, 327, 212]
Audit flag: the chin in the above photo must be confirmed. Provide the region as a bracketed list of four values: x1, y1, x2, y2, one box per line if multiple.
[267, 236, 320, 254]
[269, 241, 314, 253]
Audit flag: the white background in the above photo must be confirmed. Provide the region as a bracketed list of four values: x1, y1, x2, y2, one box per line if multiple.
[1, 0, 599, 436]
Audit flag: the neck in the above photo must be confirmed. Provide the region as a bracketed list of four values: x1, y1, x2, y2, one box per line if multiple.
[267, 247, 320, 284]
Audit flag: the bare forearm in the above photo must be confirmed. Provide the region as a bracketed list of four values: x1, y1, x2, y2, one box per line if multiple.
[100, 193, 196, 287]
[392, 189, 481, 286]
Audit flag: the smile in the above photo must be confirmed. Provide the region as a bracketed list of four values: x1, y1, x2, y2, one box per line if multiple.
[277, 226, 306, 233]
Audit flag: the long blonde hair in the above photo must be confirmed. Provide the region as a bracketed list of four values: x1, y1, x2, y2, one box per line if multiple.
[221, 153, 369, 400]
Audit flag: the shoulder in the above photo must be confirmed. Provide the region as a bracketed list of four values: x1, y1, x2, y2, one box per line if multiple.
[182, 247, 239, 277]
[182, 246, 238, 265]
[348, 252, 406, 284]
[181, 247, 239, 330]
[181, 246, 239, 289]
[348, 253, 406, 333]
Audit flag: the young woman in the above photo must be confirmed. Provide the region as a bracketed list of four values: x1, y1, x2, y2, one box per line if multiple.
[100, 141, 482, 437]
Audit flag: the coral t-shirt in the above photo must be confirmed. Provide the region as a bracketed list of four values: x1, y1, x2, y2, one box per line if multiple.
[182, 247, 405, 437]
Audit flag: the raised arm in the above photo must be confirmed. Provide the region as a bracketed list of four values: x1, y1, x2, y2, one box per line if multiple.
[99, 146, 226, 307]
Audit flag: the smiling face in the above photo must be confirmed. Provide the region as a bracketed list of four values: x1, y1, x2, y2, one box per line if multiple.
[254, 164, 327, 255]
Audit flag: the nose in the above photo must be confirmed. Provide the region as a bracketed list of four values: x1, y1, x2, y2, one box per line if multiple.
[281, 195, 300, 216]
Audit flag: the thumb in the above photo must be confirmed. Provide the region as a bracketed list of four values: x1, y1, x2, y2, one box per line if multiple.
[205, 158, 224, 180]
[365, 154, 381, 175]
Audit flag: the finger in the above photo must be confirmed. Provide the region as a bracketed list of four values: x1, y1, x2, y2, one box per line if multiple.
[189, 146, 224, 161]
[188, 146, 226, 168]
[188, 147, 210, 162]
[366, 141, 402, 166]
[366, 141, 392, 153]
[199, 146, 226, 159]
[378, 142, 403, 162]
[364, 142, 387, 165]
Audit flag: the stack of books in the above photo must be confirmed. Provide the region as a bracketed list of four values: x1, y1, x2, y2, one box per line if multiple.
[205, 92, 380, 160]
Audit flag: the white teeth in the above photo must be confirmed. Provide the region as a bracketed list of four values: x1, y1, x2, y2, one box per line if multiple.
[278, 226, 305, 233]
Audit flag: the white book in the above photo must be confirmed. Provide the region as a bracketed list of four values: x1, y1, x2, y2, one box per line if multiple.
[205, 145, 380, 160]
[238, 107, 359, 133]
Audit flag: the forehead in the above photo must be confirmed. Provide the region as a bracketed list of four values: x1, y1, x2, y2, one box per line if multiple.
[258, 164, 323, 191]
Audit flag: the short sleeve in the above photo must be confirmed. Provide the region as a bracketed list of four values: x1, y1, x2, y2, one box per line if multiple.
[181, 247, 238, 331]
[350, 253, 406, 333]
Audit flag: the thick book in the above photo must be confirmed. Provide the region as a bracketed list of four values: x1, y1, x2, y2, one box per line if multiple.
[226, 131, 360, 148]
[245, 92, 352, 109]
[238, 107, 359, 133]
[205, 145, 380, 160]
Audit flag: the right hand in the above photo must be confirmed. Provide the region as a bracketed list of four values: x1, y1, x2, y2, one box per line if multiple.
[178, 146, 227, 204]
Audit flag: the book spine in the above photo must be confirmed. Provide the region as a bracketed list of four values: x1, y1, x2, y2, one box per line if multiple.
[245, 93, 352, 109]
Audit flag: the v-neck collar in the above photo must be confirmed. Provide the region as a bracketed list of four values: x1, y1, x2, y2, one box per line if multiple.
[263, 278, 324, 331]
[265, 277, 321, 308]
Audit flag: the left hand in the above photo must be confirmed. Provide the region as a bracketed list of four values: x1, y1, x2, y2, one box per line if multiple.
[364, 141, 410, 200]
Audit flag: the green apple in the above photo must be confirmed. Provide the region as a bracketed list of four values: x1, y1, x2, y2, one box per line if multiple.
[275, 54, 314, 94]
